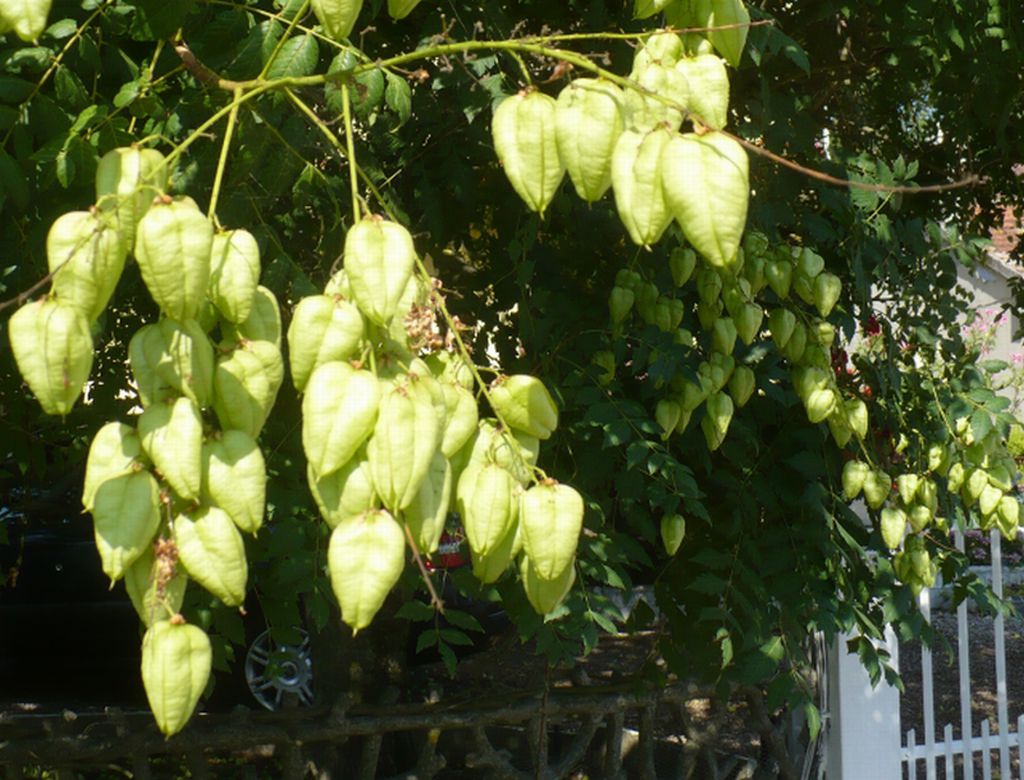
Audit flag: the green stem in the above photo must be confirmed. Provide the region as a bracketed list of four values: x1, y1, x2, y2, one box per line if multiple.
[341, 84, 361, 223]
[207, 88, 242, 223]
[257, 0, 312, 81]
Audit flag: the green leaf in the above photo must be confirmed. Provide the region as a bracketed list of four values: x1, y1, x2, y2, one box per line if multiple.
[443, 608, 484, 633]
[395, 600, 436, 622]
[0, 77, 35, 103]
[414, 629, 438, 654]
[265, 34, 320, 79]
[351, 69, 385, 118]
[128, 0, 197, 40]
[439, 628, 473, 647]
[804, 702, 822, 740]
[970, 409, 993, 443]
[384, 72, 412, 126]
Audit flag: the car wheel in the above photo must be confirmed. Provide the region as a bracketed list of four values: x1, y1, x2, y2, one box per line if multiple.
[244, 628, 314, 710]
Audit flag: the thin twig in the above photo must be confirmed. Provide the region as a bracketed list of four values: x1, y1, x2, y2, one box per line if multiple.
[402, 523, 445, 614]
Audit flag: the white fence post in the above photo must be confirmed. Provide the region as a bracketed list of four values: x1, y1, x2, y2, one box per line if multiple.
[826, 627, 902, 779]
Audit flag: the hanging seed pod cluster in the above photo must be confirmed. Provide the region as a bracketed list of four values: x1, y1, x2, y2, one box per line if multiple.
[293, 216, 586, 632]
[7, 145, 281, 736]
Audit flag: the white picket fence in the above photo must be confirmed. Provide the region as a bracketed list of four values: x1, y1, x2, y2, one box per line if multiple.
[828, 528, 1023, 779]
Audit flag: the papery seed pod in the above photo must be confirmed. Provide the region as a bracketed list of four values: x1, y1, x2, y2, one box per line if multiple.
[404, 450, 453, 555]
[701, 391, 734, 451]
[134, 197, 212, 322]
[47, 209, 127, 320]
[555, 79, 626, 202]
[344, 217, 416, 326]
[656, 398, 682, 439]
[92, 471, 161, 583]
[310, 0, 363, 40]
[307, 448, 378, 528]
[223, 285, 282, 347]
[660, 514, 686, 555]
[141, 618, 211, 737]
[8, 298, 93, 416]
[827, 407, 853, 448]
[624, 63, 690, 133]
[138, 397, 204, 502]
[208, 229, 261, 324]
[440, 382, 479, 458]
[765, 258, 793, 299]
[519, 481, 584, 582]
[155, 318, 215, 409]
[675, 54, 729, 130]
[489, 375, 559, 440]
[368, 374, 442, 511]
[862, 469, 891, 510]
[634, 0, 675, 19]
[492, 90, 565, 216]
[520, 554, 576, 615]
[735, 303, 763, 345]
[880, 507, 907, 550]
[202, 430, 266, 535]
[669, 247, 697, 287]
[728, 365, 755, 408]
[82, 422, 144, 512]
[388, 0, 421, 19]
[129, 324, 175, 408]
[458, 462, 518, 558]
[813, 272, 842, 318]
[288, 294, 365, 392]
[631, 30, 684, 72]
[173, 506, 248, 607]
[846, 398, 868, 440]
[688, 0, 751, 67]
[303, 362, 379, 478]
[95, 146, 168, 249]
[471, 520, 518, 585]
[125, 542, 188, 627]
[611, 127, 675, 248]
[327, 509, 406, 633]
[842, 460, 869, 500]
[661, 131, 749, 269]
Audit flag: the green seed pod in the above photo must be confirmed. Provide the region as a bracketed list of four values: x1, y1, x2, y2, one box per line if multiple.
[701, 391, 734, 451]
[47, 209, 127, 320]
[82, 422, 144, 513]
[92, 471, 161, 583]
[310, 0, 363, 40]
[728, 365, 755, 408]
[129, 324, 174, 408]
[134, 198, 213, 322]
[138, 397, 204, 502]
[95, 146, 168, 249]
[307, 447, 378, 528]
[287, 294, 365, 393]
[492, 90, 565, 216]
[303, 361, 380, 478]
[202, 430, 266, 535]
[669, 247, 697, 287]
[519, 481, 584, 582]
[213, 340, 283, 438]
[735, 303, 763, 345]
[632, 30, 684, 72]
[141, 618, 211, 737]
[125, 542, 188, 627]
[471, 520, 518, 585]
[368, 373, 442, 511]
[388, 0, 421, 19]
[612, 127, 674, 247]
[827, 407, 853, 448]
[155, 318, 215, 409]
[489, 374, 559, 440]
[880, 507, 907, 550]
[458, 462, 519, 558]
[208, 229, 261, 324]
[609, 285, 635, 325]
[344, 217, 416, 326]
[660, 514, 686, 555]
[842, 460, 869, 501]
[862, 469, 891, 510]
[845, 398, 868, 440]
[173, 506, 248, 607]
[661, 131, 749, 269]
[328, 509, 406, 633]
[711, 317, 738, 354]
[897, 474, 921, 506]
[222, 285, 282, 347]
[813, 272, 842, 318]
[765, 258, 793, 299]
[440, 382, 479, 458]
[634, 0, 675, 19]
[674, 54, 729, 130]
[8, 298, 93, 416]
[404, 450, 453, 555]
[689, 0, 751, 67]
[624, 63, 690, 133]
[555, 79, 626, 202]
[520, 554, 576, 615]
